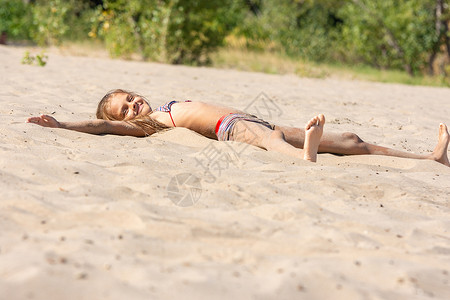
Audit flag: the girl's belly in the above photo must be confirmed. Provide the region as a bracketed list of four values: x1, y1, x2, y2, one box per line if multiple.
[152, 101, 243, 139]
[177, 102, 242, 139]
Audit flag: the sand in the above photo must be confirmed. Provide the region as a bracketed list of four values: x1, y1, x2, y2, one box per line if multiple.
[1, 45, 450, 300]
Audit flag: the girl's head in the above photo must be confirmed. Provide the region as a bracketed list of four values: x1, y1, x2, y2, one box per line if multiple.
[96, 89, 152, 121]
[97, 89, 169, 135]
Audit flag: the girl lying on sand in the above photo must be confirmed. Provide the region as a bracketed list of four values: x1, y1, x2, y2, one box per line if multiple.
[27, 89, 449, 166]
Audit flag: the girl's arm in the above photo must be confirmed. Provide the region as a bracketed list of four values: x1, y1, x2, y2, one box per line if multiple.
[27, 115, 147, 137]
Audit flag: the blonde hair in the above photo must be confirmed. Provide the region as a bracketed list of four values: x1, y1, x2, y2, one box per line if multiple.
[97, 89, 170, 136]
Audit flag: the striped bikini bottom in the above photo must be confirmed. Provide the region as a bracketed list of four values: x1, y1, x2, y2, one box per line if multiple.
[215, 113, 275, 141]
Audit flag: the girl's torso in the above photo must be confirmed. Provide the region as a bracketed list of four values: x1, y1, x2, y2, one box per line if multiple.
[151, 101, 242, 139]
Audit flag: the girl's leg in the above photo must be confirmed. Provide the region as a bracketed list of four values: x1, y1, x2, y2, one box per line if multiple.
[277, 123, 450, 166]
[231, 115, 325, 162]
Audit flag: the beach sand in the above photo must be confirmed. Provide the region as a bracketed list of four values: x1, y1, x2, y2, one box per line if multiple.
[1, 45, 449, 299]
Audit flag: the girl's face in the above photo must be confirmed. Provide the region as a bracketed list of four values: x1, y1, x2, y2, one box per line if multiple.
[108, 92, 151, 121]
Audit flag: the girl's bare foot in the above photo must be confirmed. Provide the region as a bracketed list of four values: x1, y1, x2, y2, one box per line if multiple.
[430, 123, 450, 167]
[303, 114, 325, 162]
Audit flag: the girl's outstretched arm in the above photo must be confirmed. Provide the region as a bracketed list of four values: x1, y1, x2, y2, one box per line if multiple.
[27, 115, 146, 137]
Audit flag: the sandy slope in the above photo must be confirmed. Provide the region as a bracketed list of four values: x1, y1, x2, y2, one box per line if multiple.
[1, 45, 449, 300]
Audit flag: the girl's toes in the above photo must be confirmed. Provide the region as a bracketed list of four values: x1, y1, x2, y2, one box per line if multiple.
[318, 114, 325, 125]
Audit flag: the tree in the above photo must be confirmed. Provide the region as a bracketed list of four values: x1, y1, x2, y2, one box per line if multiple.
[94, 0, 242, 64]
[428, 0, 450, 75]
[339, 0, 440, 75]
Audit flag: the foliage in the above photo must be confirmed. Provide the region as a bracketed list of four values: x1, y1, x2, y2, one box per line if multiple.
[91, 0, 243, 64]
[235, 0, 449, 76]
[1, 0, 448, 78]
[29, 0, 72, 45]
[30, 0, 96, 45]
[278, 0, 345, 61]
[35, 51, 48, 66]
[21, 51, 34, 64]
[338, 0, 439, 75]
[211, 47, 450, 87]
[0, 0, 31, 39]
[22, 50, 48, 66]
[235, 0, 346, 59]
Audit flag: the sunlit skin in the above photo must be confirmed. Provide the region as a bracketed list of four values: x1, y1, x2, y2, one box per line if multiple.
[27, 91, 449, 165]
[108, 92, 242, 139]
[108, 93, 153, 121]
[106, 92, 324, 161]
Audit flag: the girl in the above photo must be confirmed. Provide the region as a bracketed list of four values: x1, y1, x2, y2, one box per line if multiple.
[27, 89, 449, 166]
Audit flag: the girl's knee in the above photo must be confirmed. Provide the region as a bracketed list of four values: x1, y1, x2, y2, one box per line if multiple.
[342, 132, 370, 153]
[342, 132, 364, 144]
[262, 129, 286, 150]
[270, 129, 285, 140]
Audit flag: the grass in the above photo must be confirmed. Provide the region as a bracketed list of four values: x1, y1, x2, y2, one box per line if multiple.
[48, 40, 110, 58]
[211, 47, 450, 87]
[21, 39, 449, 88]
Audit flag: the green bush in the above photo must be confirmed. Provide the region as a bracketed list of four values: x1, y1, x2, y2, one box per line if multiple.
[234, 0, 448, 76]
[91, 0, 242, 64]
[233, 0, 285, 51]
[338, 0, 438, 75]
[0, 0, 447, 77]
[0, 0, 31, 39]
[165, 0, 242, 64]
[278, 0, 343, 62]
[30, 0, 96, 46]
[29, 0, 71, 45]
[234, 0, 344, 61]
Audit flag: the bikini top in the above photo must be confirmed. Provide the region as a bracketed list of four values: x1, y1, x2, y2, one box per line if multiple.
[155, 100, 191, 127]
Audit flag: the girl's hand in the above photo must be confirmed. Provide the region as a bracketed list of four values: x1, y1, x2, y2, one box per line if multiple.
[27, 115, 61, 128]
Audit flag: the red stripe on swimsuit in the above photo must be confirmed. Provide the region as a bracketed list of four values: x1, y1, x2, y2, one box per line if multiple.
[215, 114, 228, 135]
[215, 113, 275, 141]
